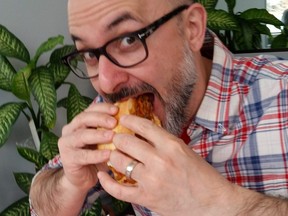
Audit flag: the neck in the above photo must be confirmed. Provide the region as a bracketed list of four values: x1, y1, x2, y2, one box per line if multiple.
[187, 53, 212, 120]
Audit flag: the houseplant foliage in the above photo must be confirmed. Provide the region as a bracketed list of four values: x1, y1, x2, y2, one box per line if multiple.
[196, 0, 286, 51]
[271, 13, 288, 49]
[0, 24, 92, 215]
[0, 24, 131, 216]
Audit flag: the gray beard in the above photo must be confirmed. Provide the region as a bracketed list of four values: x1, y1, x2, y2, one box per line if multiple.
[103, 42, 197, 137]
[163, 42, 197, 136]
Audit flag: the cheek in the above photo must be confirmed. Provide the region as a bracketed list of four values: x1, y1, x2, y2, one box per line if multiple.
[138, 63, 169, 95]
[144, 44, 183, 95]
[149, 58, 179, 96]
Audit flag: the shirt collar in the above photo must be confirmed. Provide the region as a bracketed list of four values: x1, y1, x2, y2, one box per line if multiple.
[194, 32, 235, 134]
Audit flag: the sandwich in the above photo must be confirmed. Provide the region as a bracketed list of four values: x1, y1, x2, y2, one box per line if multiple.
[97, 95, 161, 184]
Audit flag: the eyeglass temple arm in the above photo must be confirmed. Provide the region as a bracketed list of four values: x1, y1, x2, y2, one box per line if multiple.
[138, 5, 189, 39]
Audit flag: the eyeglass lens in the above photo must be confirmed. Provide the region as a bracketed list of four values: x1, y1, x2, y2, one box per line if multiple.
[69, 34, 147, 78]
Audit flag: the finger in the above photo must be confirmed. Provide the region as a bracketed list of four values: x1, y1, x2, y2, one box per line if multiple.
[62, 112, 117, 136]
[112, 133, 155, 165]
[85, 102, 118, 114]
[109, 149, 145, 182]
[59, 128, 114, 149]
[61, 147, 111, 166]
[119, 115, 171, 149]
[97, 171, 139, 203]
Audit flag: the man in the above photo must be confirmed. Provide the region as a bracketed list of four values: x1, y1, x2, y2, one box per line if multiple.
[29, 0, 288, 215]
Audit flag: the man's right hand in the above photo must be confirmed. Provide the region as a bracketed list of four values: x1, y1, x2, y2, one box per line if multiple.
[58, 102, 118, 191]
[30, 103, 118, 216]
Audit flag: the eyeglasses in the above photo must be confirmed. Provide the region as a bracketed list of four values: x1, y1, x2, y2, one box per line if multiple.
[62, 5, 189, 79]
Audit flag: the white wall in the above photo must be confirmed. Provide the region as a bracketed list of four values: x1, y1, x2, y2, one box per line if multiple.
[0, 0, 95, 212]
[216, 0, 265, 11]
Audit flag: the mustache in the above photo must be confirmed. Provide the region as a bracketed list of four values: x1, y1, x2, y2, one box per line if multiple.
[102, 83, 160, 103]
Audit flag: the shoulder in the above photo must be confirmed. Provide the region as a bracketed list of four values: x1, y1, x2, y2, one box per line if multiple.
[233, 54, 288, 85]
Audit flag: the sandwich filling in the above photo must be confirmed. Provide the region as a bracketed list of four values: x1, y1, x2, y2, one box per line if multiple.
[97, 94, 161, 184]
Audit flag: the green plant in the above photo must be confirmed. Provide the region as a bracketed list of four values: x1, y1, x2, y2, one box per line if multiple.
[196, 0, 286, 51]
[271, 24, 288, 49]
[0, 24, 134, 216]
[270, 8, 288, 49]
[0, 23, 132, 216]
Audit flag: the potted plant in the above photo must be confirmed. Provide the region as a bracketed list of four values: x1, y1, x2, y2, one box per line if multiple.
[0, 24, 132, 216]
[0, 23, 94, 215]
[196, 0, 286, 51]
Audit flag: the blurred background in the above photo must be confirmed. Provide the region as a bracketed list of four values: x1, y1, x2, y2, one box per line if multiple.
[0, 0, 95, 211]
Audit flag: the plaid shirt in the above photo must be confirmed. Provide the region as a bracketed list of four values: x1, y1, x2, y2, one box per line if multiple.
[30, 34, 288, 216]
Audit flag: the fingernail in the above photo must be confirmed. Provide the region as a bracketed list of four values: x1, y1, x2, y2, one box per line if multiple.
[110, 106, 118, 113]
[108, 118, 116, 126]
[104, 130, 113, 138]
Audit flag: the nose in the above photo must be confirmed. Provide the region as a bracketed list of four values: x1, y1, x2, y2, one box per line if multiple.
[97, 56, 129, 94]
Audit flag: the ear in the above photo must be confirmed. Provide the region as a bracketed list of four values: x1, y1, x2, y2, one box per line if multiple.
[183, 3, 207, 52]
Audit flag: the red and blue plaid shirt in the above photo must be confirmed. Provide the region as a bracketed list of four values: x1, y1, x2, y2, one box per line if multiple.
[30, 33, 288, 216]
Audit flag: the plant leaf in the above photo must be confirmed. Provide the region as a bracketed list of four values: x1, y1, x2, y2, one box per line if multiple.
[0, 196, 30, 216]
[17, 146, 47, 170]
[0, 54, 16, 91]
[196, 0, 218, 10]
[58, 96, 93, 109]
[40, 131, 59, 160]
[11, 65, 32, 101]
[111, 197, 131, 215]
[233, 20, 254, 50]
[49, 63, 70, 89]
[0, 24, 30, 63]
[240, 9, 283, 27]
[50, 45, 75, 64]
[13, 172, 34, 195]
[271, 34, 288, 49]
[207, 10, 238, 31]
[29, 66, 57, 129]
[81, 198, 102, 216]
[67, 84, 91, 123]
[225, 0, 236, 14]
[254, 23, 272, 36]
[0, 102, 25, 148]
[33, 35, 64, 65]
[57, 97, 68, 109]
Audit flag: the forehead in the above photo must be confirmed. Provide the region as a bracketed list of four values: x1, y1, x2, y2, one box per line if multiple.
[67, 0, 170, 46]
[68, 0, 167, 27]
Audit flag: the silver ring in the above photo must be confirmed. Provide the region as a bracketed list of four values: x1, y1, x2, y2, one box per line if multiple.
[125, 160, 139, 180]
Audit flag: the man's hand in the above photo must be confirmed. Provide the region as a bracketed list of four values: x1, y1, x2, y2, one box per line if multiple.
[30, 103, 118, 216]
[58, 102, 118, 191]
[98, 115, 288, 216]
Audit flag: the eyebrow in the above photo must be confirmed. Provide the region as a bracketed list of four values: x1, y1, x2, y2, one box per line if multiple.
[107, 12, 136, 30]
[70, 12, 138, 43]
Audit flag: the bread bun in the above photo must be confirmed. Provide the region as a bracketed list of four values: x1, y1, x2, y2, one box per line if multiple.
[97, 95, 161, 184]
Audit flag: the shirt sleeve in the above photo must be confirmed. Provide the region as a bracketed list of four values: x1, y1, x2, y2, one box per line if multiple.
[29, 95, 107, 215]
[29, 156, 105, 215]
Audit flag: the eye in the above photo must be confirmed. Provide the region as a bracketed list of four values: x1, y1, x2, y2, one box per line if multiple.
[81, 51, 98, 65]
[83, 51, 96, 60]
[121, 35, 137, 47]
[112, 35, 141, 52]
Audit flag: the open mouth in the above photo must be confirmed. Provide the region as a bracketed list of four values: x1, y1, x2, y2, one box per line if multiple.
[136, 93, 155, 112]
[137, 93, 154, 105]
[115, 92, 160, 119]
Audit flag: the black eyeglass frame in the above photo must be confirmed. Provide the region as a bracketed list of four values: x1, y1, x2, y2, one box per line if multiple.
[62, 4, 189, 79]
